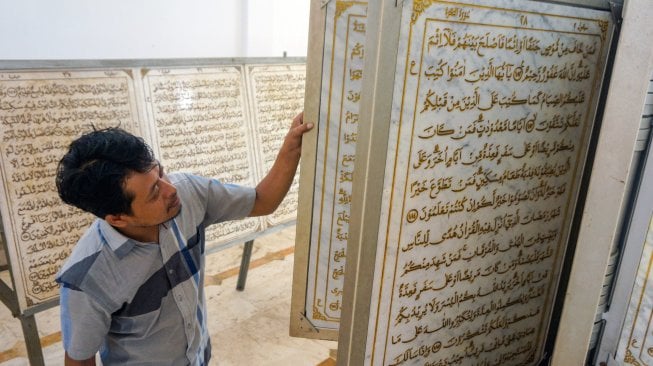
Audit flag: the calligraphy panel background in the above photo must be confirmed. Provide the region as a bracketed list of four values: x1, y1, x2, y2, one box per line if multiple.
[142, 66, 262, 245]
[0, 59, 306, 313]
[0, 70, 144, 311]
[246, 64, 306, 227]
[307, 0, 367, 331]
[335, 0, 612, 365]
[291, 0, 369, 340]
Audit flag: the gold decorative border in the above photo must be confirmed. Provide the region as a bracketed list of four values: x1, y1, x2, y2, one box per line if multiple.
[412, 0, 438, 24]
[598, 19, 609, 40]
[335, 1, 357, 19]
[310, 2, 367, 324]
[313, 305, 328, 320]
[625, 347, 642, 365]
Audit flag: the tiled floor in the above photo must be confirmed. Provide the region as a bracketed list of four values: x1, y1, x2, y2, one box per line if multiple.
[0, 226, 336, 365]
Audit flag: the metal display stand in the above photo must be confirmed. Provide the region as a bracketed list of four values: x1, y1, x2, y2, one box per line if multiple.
[0, 220, 52, 366]
[236, 240, 255, 291]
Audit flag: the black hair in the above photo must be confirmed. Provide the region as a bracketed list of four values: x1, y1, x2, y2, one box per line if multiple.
[56, 127, 156, 218]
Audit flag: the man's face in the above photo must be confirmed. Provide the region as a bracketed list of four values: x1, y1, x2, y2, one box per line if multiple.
[121, 162, 181, 227]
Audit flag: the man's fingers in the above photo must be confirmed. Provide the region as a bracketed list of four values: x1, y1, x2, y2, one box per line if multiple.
[302, 122, 314, 131]
[289, 111, 313, 137]
[290, 121, 313, 136]
[292, 112, 304, 127]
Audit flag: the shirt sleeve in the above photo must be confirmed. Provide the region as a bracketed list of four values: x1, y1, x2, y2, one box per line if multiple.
[203, 178, 256, 225]
[174, 173, 256, 226]
[60, 284, 111, 361]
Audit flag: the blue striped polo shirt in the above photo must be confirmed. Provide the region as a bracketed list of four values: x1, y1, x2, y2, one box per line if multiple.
[56, 173, 255, 365]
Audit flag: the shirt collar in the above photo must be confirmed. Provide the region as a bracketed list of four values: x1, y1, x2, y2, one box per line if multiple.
[97, 219, 137, 259]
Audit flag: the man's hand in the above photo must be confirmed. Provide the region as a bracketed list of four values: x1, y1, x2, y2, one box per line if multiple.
[249, 112, 313, 217]
[281, 111, 313, 159]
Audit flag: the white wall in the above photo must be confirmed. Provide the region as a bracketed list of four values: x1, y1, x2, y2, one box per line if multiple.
[245, 0, 310, 57]
[0, 0, 309, 59]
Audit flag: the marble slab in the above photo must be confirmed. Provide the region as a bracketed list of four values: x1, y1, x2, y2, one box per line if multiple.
[245, 64, 306, 227]
[0, 70, 142, 311]
[616, 215, 653, 365]
[304, 0, 368, 331]
[358, 0, 611, 365]
[141, 66, 263, 246]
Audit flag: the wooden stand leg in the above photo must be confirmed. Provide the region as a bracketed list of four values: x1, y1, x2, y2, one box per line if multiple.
[20, 314, 45, 366]
[236, 240, 254, 291]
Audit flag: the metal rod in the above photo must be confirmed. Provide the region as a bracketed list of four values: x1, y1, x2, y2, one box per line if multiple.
[236, 240, 255, 291]
[20, 315, 45, 366]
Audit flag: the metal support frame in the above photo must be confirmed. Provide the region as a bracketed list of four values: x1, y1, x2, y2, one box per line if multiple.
[20, 315, 45, 366]
[0, 278, 47, 365]
[236, 240, 255, 291]
[0, 199, 45, 365]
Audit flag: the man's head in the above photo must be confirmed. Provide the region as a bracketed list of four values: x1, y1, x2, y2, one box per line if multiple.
[56, 128, 180, 227]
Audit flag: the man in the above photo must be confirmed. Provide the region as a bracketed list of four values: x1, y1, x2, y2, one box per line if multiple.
[55, 113, 312, 365]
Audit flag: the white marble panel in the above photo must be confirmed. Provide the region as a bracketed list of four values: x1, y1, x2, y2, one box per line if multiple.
[0, 70, 142, 311]
[362, 1, 611, 365]
[142, 66, 262, 247]
[305, 0, 368, 330]
[245, 64, 306, 227]
[616, 215, 653, 365]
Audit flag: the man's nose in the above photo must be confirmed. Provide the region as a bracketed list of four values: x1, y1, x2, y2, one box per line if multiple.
[161, 179, 177, 197]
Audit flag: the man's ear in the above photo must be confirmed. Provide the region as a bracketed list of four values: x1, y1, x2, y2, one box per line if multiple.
[105, 213, 128, 227]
